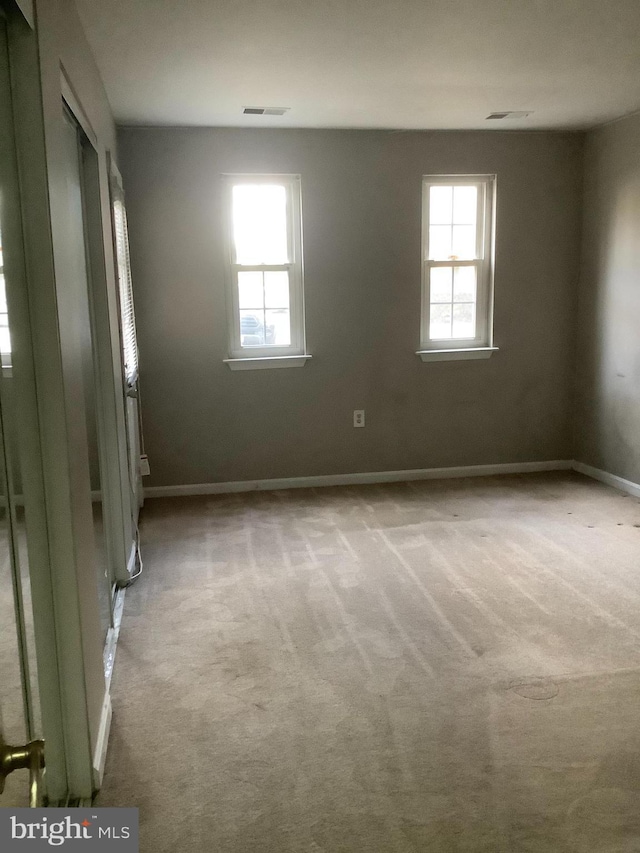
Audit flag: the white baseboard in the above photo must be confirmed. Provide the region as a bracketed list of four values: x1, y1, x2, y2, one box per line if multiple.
[92, 692, 112, 790]
[93, 587, 125, 794]
[144, 459, 574, 498]
[126, 540, 137, 577]
[572, 461, 640, 498]
[103, 587, 126, 690]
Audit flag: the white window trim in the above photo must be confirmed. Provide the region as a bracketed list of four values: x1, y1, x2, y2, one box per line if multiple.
[223, 354, 312, 370]
[417, 174, 497, 361]
[223, 173, 308, 369]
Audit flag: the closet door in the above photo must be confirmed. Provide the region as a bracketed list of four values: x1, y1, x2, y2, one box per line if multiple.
[0, 388, 44, 806]
[0, 0, 126, 802]
[0, 6, 43, 806]
[58, 106, 114, 642]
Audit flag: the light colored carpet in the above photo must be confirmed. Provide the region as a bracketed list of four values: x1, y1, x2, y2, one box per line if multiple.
[97, 472, 640, 851]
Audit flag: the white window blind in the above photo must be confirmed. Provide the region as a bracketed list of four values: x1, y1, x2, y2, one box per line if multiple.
[112, 195, 138, 385]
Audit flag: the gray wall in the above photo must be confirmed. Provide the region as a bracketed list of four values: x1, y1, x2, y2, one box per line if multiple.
[118, 127, 584, 487]
[575, 114, 640, 483]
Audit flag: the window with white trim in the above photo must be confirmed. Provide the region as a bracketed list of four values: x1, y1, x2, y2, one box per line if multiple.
[224, 174, 306, 365]
[420, 175, 496, 356]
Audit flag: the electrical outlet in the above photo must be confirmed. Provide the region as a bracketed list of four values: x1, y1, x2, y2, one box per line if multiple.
[140, 454, 151, 476]
[353, 410, 365, 428]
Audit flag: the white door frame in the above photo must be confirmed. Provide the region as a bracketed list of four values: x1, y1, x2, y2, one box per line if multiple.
[3, 0, 119, 803]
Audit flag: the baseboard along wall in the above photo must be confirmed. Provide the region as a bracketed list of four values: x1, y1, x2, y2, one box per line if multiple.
[572, 461, 640, 499]
[144, 459, 575, 497]
[142, 459, 640, 500]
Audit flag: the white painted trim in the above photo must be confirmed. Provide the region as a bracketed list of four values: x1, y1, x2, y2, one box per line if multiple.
[15, 0, 35, 29]
[144, 459, 573, 498]
[92, 692, 112, 790]
[224, 354, 311, 370]
[60, 68, 98, 150]
[421, 175, 496, 352]
[103, 587, 126, 690]
[126, 540, 137, 577]
[417, 347, 498, 362]
[223, 173, 306, 362]
[94, 587, 125, 791]
[572, 461, 640, 498]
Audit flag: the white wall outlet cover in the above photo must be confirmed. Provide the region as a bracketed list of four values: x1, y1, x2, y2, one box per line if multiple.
[140, 455, 151, 476]
[353, 410, 365, 427]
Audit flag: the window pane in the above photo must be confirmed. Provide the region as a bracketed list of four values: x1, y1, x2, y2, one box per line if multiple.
[0, 324, 10, 356]
[452, 225, 476, 259]
[264, 271, 290, 309]
[0, 274, 7, 313]
[266, 309, 291, 346]
[452, 303, 476, 338]
[240, 310, 266, 346]
[0, 244, 11, 364]
[429, 185, 453, 224]
[453, 266, 477, 302]
[430, 267, 452, 303]
[232, 184, 288, 264]
[430, 303, 452, 340]
[453, 186, 477, 225]
[238, 271, 264, 309]
[428, 225, 452, 260]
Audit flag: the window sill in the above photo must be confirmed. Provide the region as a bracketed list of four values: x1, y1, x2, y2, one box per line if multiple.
[416, 347, 498, 362]
[224, 355, 312, 371]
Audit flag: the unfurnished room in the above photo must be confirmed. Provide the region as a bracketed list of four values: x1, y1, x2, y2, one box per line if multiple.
[0, 1, 639, 851]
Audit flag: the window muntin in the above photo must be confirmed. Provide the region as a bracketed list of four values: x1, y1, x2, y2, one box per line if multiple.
[225, 174, 305, 359]
[421, 175, 495, 350]
[238, 270, 291, 347]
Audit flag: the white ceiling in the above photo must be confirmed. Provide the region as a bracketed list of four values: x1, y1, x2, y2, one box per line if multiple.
[74, 0, 640, 130]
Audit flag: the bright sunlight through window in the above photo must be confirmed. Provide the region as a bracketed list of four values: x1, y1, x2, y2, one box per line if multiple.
[224, 175, 306, 366]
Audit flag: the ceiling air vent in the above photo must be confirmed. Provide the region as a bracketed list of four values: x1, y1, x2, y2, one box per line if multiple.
[243, 106, 290, 116]
[486, 111, 532, 120]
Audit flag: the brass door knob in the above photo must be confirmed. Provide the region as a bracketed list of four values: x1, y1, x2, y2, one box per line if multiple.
[0, 736, 45, 807]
